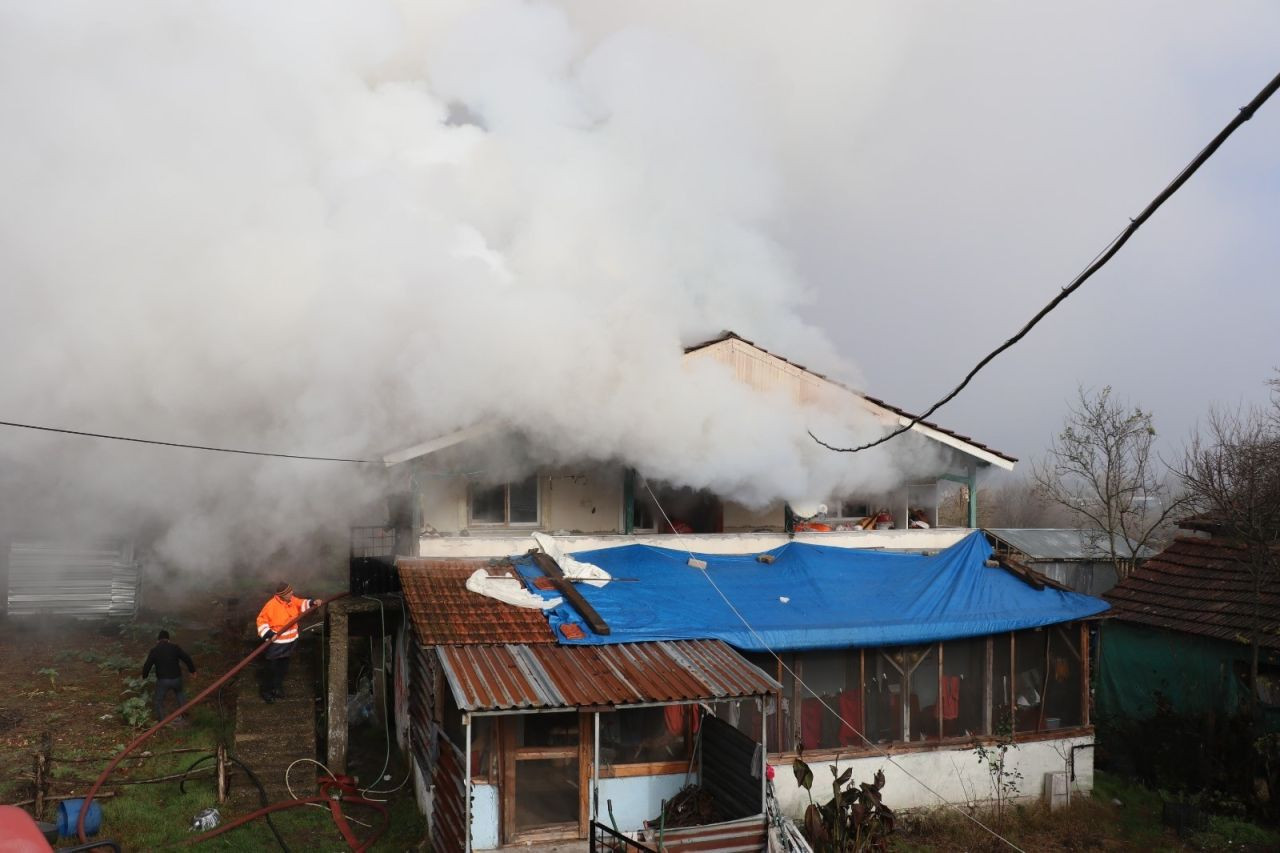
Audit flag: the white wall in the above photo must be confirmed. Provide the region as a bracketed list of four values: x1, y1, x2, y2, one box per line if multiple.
[769, 735, 1094, 816]
[470, 783, 500, 850]
[420, 527, 972, 559]
[597, 773, 691, 834]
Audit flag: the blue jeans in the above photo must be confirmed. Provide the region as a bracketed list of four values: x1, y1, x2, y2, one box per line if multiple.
[154, 677, 187, 720]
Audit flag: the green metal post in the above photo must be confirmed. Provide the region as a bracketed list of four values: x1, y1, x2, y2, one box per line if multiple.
[966, 462, 978, 529]
[623, 468, 636, 534]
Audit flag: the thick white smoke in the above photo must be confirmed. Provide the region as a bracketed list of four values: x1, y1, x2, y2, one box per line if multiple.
[0, 1, 929, 571]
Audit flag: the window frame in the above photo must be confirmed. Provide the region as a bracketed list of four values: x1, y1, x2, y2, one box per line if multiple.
[467, 475, 542, 528]
[755, 623, 1092, 761]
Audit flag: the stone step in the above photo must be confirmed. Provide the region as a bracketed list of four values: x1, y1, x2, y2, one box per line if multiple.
[230, 637, 320, 811]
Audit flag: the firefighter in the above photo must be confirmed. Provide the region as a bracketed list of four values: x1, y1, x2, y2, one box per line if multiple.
[256, 582, 320, 703]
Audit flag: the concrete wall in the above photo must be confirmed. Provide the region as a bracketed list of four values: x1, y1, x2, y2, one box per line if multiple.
[418, 465, 624, 536]
[597, 773, 691, 834]
[470, 783, 501, 850]
[768, 734, 1094, 815]
[420, 527, 973, 559]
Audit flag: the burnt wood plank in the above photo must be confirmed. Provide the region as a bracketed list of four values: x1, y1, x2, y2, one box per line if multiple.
[531, 551, 612, 636]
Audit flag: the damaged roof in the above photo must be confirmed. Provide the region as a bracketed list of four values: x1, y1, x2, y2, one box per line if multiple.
[684, 331, 1017, 466]
[437, 639, 780, 712]
[1106, 534, 1280, 650]
[398, 558, 556, 645]
[398, 558, 780, 711]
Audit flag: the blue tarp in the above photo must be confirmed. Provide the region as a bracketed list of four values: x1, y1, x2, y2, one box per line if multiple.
[514, 531, 1109, 651]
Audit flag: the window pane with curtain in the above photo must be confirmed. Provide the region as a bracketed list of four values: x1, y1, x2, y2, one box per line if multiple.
[942, 636, 986, 738]
[599, 706, 693, 766]
[1044, 623, 1084, 729]
[796, 650, 861, 751]
[907, 645, 940, 742]
[865, 650, 904, 744]
[508, 475, 539, 523]
[1014, 629, 1049, 733]
[992, 633, 1012, 734]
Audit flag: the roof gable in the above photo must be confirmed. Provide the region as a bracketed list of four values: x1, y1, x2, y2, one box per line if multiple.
[684, 332, 1016, 468]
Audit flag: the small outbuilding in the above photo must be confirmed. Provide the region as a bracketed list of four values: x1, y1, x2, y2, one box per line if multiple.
[984, 528, 1154, 596]
[397, 559, 779, 852]
[1098, 517, 1280, 726]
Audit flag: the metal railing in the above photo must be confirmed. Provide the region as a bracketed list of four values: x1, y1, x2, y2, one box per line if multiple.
[590, 821, 657, 853]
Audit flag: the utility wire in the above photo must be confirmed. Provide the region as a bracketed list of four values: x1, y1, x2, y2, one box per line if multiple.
[639, 481, 1027, 852]
[811, 68, 1280, 455]
[0, 418, 383, 464]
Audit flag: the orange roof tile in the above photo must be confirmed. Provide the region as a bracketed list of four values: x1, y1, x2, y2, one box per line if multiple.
[398, 558, 556, 645]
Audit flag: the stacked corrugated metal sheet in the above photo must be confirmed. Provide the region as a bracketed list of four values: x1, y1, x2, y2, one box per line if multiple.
[5, 541, 141, 617]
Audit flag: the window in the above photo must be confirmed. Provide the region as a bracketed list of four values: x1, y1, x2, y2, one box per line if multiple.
[1014, 630, 1048, 733]
[469, 475, 540, 526]
[941, 636, 987, 738]
[749, 626, 1088, 757]
[796, 650, 862, 751]
[599, 706, 695, 768]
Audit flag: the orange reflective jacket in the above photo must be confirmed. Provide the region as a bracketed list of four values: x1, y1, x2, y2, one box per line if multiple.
[256, 594, 313, 644]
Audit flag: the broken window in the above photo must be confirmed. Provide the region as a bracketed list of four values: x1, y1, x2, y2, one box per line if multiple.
[469, 474, 540, 526]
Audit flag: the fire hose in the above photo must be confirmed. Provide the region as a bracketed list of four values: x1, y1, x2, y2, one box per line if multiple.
[77, 591, 351, 845]
[182, 774, 389, 851]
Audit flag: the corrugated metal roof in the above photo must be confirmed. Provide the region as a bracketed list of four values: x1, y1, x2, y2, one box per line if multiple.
[1106, 534, 1280, 649]
[985, 529, 1155, 561]
[438, 639, 780, 712]
[5, 541, 140, 617]
[398, 558, 556, 645]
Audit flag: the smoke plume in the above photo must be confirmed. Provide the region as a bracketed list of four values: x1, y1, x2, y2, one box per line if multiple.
[0, 1, 932, 572]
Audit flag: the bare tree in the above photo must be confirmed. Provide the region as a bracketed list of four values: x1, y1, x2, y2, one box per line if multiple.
[1178, 397, 1280, 710]
[1033, 386, 1186, 579]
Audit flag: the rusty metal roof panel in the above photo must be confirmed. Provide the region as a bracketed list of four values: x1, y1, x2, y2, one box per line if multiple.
[436, 639, 779, 712]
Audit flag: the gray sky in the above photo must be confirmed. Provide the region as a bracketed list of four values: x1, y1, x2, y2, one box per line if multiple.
[563, 1, 1280, 465]
[0, 1, 1276, 567]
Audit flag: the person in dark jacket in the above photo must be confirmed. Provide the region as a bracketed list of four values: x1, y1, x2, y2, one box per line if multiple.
[142, 629, 197, 720]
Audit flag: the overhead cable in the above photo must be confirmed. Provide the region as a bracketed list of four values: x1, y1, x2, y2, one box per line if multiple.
[0, 418, 383, 464]
[811, 68, 1280, 455]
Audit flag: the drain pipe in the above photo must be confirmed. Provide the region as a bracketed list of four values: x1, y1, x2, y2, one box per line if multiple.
[78, 592, 350, 843]
[1069, 741, 1096, 806]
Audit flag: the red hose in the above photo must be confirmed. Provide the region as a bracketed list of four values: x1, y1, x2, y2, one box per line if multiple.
[77, 591, 351, 843]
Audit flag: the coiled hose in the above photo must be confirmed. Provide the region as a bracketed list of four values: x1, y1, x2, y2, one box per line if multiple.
[77, 592, 350, 844]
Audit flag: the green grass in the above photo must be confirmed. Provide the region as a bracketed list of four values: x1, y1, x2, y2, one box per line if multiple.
[1188, 815, 1280, 851]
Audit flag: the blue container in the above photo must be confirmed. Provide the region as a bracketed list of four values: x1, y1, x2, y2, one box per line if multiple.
[56, 798, 102, 838]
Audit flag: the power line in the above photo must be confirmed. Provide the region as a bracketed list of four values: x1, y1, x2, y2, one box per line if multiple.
[811, 68, 1280, 456]
[0, 419, 383, 465]
[639, 481, 1027, 851]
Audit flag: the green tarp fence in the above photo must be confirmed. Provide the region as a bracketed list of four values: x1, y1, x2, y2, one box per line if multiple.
[1097, 621, 1248, 721]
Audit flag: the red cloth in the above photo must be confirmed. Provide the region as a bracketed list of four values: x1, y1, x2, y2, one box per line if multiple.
[838, 691, 863, 746]
[801, 698, 824, 750]
[664, 704, 701, 735]
[941, 676, 961, 720]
